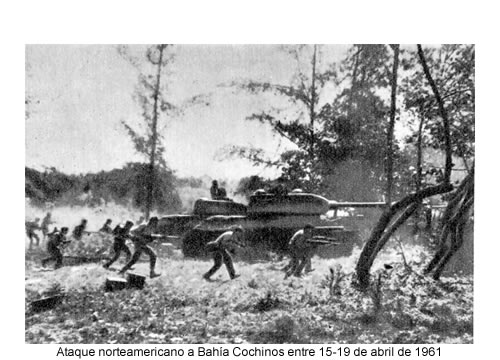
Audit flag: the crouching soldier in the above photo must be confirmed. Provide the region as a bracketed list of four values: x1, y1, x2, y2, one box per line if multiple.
[42, 227, 70, 269]
[103, 220, 134, 269]
[119, 217, 161, 278]
[99, 219, 113, 234]
[72, 219, 88, 240]
[285, 224, 316, 278]
[203, 225, 246, 281]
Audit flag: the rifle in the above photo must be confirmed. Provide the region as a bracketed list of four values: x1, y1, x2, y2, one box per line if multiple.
[59, 239, 72, 250]
[306, 236, 341, 246]
[131, 233, 167, 244]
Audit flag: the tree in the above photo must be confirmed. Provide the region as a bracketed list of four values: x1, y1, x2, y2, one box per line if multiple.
[385, 45, 400, 205]
[226, 45, 406, 201]
[401, 45, 475, 178]
[223, 45, 333, 190]
[354, 44, 473, 289]
[119, 45, 176, 219]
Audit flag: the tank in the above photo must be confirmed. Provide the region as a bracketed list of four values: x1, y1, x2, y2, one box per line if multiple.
[168, 191, 385, 259]
[156, 198, 246, 244]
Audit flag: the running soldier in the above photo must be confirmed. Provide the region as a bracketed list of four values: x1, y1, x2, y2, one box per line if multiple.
[72, 219, 88, 240]
[41, 227, 70, 269]
[203, 225, 246, 281]
[103, 220, 134, 269]
[25, 218, 41, 249]
[99, 219, 113, 234]
[40, 212, 54, 241]
[285, 224, 316, 278]
[118, 217, 162, 278]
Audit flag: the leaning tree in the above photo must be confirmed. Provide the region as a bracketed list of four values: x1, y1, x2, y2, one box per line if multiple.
[355, 44, 474, 289]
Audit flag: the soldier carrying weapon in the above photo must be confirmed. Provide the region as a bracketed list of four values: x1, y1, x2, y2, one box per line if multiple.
[41, 227, 70, 269]
[72, 219, 88, 240]
[285, 224, 318, 278]
[285, 224, 341, 278]
[99, 219, 113, 234]
[118, 217, 162, 278]
[203, 225, 246, 281]
[103, 220, 134, 269]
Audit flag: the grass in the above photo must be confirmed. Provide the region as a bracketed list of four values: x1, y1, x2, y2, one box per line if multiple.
[24, 202, 473, 344]
[25, 245, 473, 344]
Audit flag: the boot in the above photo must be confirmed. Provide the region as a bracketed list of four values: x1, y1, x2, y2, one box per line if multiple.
[150, 271, 161, 278]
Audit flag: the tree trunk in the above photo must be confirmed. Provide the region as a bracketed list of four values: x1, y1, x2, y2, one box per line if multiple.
[424, 170, 474, 279]
[355, 183, 453, 289]
[145, 45, 165, 220]
[354, 45, 455, 290]
[386, 45, 399, 206]
[309, 45, 317, 157]
[417, 45, 452, 184]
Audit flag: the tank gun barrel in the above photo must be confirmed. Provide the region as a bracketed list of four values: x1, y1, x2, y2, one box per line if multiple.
[327, 201, 386, 210]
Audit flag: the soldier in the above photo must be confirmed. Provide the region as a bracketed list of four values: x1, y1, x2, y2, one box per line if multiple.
[99, 219, 113, 234]
[25, 218, 41, 249]
[72, 219, 88, 240]
[40, 212, 54, 241]
[210, 180, 220, 200]
[103, 220, 134, 269]
[119, 217, 161, 278]
[285, 224, 316, 278]
[41, 227, 70, 269]
[203, 225, 246, 281]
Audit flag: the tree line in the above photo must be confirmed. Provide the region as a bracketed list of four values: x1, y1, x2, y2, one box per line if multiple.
[25, 163, 182, 213]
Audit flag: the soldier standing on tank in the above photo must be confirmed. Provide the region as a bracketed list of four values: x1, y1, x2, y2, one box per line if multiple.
[285, 224, 316, 278]
[72, 219, 88, 240]
[25, 218, 41, 249]
[99, 219, 113, 234]
[40, 212, 54, 241]
[41, 227, 70, 269]
[210, 180, 220, 200]
[118, 217, 161, 278]
[103, 220, 134, 269]
[203, 225, 246, 281]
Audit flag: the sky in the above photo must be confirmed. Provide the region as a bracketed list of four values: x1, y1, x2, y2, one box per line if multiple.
[25, 44, 349, 180]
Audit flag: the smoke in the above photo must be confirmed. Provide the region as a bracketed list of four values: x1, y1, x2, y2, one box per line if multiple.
[25, 200, 143, 233]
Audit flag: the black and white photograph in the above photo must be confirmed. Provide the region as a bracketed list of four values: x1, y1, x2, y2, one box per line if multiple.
[24, 43, 475, 345]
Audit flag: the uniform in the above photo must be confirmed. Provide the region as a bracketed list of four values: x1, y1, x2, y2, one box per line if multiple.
[100, 220, 113, 234]
[119, 218, 161, 278]
[40, 213, 54, 240]
[285, 228, 315, 278]
[25, 219, 41, 249]
[42, 228, 70, 269]
[72, 220, 87, 240]
[103, 223, 133, 269]
[210, 182, 219, 200]
[203, 229, 245, 280]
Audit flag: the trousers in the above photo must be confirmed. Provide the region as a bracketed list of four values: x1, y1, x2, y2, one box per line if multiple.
[120, 241, 156, 272]
[104, 240, 131, 267]
[42, 242, 63, 269]
[204, 247, 236, 279]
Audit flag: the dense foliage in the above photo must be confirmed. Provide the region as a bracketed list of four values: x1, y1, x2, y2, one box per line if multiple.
[227, 45, 474, 203]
